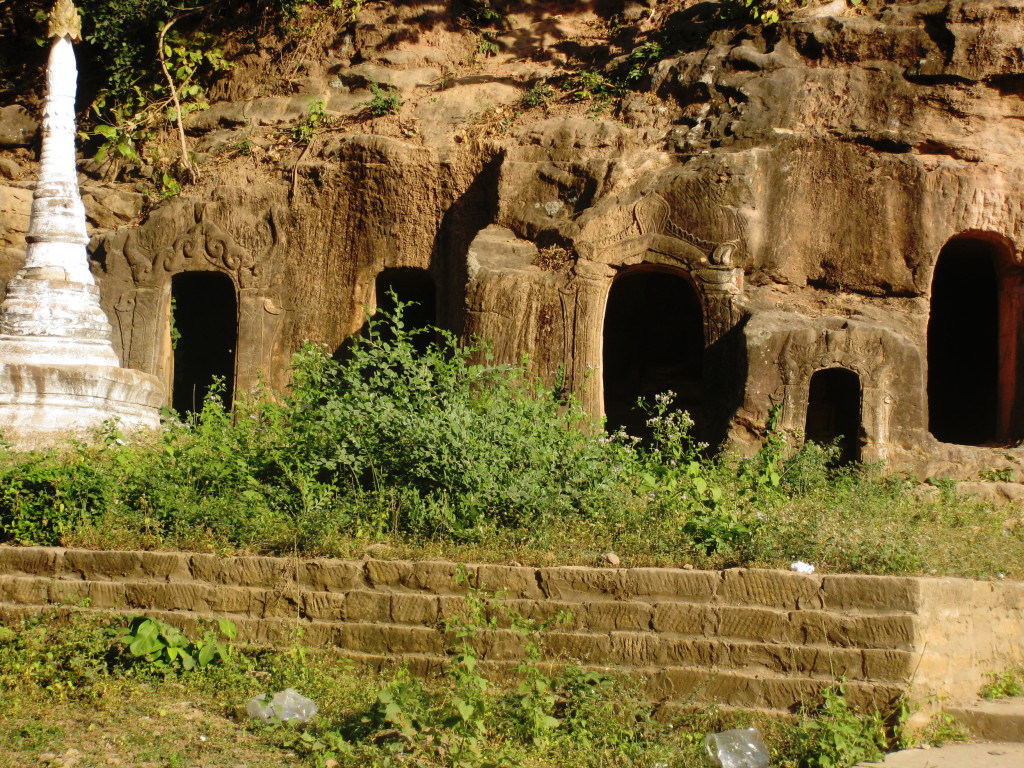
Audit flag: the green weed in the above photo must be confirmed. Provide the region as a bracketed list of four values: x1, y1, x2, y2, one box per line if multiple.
[361, 80, 403, 116]
[980, 667, 1024, 700]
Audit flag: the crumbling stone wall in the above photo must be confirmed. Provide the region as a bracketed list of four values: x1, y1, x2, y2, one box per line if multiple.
[1, 547, 1022, 720]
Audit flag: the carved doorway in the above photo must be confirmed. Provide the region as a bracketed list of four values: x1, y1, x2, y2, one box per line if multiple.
[805, 368, 862, 464]
[375, 268, 436, 352]
[927, 235, 1023, 445]
[170, 271, 237, 414]
[602, 265, 704, 439]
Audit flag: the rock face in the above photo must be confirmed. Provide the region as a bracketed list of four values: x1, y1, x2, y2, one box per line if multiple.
[4, 0, 1024, 474]
[0, 15, 162, 448]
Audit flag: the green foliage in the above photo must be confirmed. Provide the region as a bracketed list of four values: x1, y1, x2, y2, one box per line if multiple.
[561, 69, 621, 109]
[720, 0, 794, 25]
[476, 31, 500, 57]
[79, 1, 231, 174]
[292, 98, 328, 144]
[789, 683, 889, 768]
[918, 712, 970, 747]
[980, 667, 1024, 700]
[519, 82, 554, 109]
[118, 616, 237, 673]
[0, 611, 127, 698]
[361, 80, 404, 116]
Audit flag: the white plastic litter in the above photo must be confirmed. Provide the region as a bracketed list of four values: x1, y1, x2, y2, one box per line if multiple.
[790, 561, 815, 574]
[246, 688, 318, 723]
[705, 727, 769, 768]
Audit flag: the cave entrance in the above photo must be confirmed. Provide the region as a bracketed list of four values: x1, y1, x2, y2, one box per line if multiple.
[602, 265, 704, 440]
[927, 236, 1023, 445]
[171, 271, 237, 415]
[375, 268, 437, 352]
[805, 368, 862, 464]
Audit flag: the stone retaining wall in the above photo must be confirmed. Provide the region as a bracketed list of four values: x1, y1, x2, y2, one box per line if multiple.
[1, 547, 1022, 720]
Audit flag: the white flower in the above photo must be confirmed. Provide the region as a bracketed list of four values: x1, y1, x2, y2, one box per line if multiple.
[790, 561, 815, 574]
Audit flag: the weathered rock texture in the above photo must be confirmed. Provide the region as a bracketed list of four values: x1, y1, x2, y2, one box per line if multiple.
[3, 0, 1024, 473]
[0, 11, 162, 446]
[1, 546, 1022, 722]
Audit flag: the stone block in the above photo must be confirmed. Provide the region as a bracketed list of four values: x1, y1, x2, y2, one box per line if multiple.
[298, 559, 365, 592]
[0, 547, 63, 577]
[662, 637, 720, 667]
[63, 550, 143, 581]
[719, 569, 823, 610]
[0, 575, 48, 604]
[789, 610, 917, 650]
[207, 586, 261, 615]
[823, 574, 920, 612]
[623, 568, 719, 601]
[138, 551, 192, 582]
[46, 579, 90, 605]
[607, 631, 662, 665]
[86, 581, 126, 608]
[544, 631, 613, 662]
[477, 628, 528, 661]
[405, 561, 467, 593]
[345, 590, 393, 623]
[302, 591, 347, 621]
[476, 564, 543, 599]
[504, 598, 584, 629]
[585, 600, 654, 632]
[365, 559, 413, 589]
[390, 593, 440, 625]
[717, 606, 790, 643]
[342, 622, 444, 655]
[652, 602, 717, 635]
[539, 566, 626, 601]
[190, 554, 292, 588]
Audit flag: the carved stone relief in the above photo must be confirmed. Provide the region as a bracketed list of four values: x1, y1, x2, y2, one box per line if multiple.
[97, 203, 291, 400]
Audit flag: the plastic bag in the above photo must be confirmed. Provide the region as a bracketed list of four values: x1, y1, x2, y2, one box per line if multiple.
[705, 727, 769, 768]
[246, 688, 318, 723]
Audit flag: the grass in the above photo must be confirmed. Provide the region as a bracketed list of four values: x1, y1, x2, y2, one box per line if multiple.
[0, 606, 906, 768]
[0, 303, 1022, 581]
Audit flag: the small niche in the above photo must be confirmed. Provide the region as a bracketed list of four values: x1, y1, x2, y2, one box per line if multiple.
[602, 266, 704, 439]
[170, 271, 237, 414]
[805, 367, 862, 464]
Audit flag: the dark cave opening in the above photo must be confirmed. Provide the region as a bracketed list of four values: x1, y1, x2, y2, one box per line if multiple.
[805, 367, 862, 464]
[927, 238, 1001, 446]
[171, 271, 237, 415]
[375, 268, 437, 352]
[602, 266, 704, 440]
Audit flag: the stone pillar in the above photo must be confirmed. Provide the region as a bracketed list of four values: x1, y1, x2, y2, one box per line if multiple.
[0, 0, 163, 448]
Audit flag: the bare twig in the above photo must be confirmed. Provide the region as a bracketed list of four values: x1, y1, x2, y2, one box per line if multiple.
[158, 12, 200, 184]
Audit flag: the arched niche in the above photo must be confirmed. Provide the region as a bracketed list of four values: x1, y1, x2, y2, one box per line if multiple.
[805, 367, 862, 464]
[927, 233, 1024, 445]
[602, 264, 705, 439]
[170, 271, 237, 414]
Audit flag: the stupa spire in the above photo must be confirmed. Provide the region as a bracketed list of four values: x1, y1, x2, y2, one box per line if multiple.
[0, 0, 118, 366]
[0, 1, 163, 447]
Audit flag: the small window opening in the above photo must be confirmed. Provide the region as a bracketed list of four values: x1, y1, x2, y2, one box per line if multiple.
[805, 368, 862, 464]
[602, 267, 704, 440]
[171, 271, 237, 415]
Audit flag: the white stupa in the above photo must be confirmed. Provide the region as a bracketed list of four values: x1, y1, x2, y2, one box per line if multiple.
[0, 0, 163, 448]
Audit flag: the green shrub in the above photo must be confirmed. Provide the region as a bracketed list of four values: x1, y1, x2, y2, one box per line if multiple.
[789, 683, 890, 768]
[360, 80, 403, 116]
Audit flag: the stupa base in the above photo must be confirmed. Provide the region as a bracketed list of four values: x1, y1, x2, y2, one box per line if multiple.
[0, 362, 164, 449]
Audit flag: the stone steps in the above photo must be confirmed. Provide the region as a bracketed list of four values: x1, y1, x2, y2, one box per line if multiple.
[944, 697, 1024, 742]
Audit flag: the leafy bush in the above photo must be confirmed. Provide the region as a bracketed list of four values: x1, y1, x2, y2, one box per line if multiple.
[789, 683, 890, 768]
[360, 80, 403, 116]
